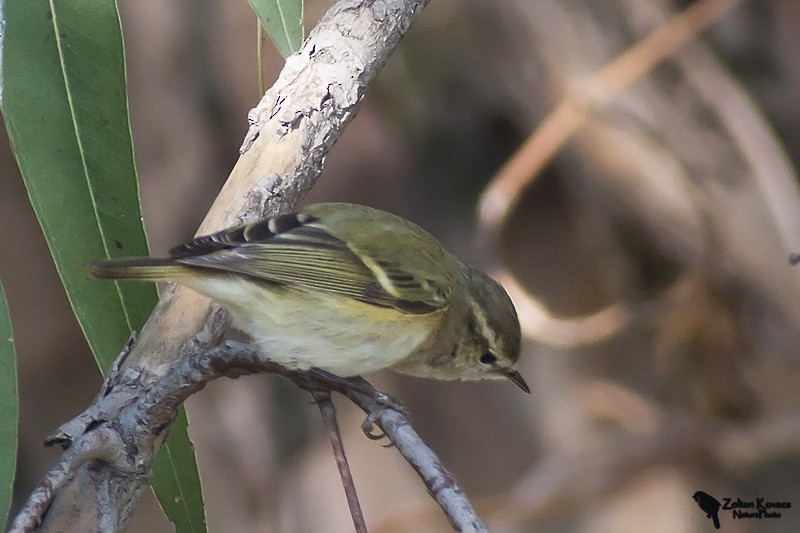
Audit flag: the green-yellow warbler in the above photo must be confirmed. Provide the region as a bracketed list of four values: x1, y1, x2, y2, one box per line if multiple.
[91, 203, 528, 392]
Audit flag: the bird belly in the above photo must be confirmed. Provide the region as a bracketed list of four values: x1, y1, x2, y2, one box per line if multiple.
[184, 276, 435, 377]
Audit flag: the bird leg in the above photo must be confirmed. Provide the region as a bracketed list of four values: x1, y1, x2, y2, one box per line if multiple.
[304, 368, 408, 440]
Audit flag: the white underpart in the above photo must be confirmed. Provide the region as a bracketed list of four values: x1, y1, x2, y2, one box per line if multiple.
[184, 276, 431, 376]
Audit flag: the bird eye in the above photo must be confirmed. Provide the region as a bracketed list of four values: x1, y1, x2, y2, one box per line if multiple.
[479, 352, 497, 365]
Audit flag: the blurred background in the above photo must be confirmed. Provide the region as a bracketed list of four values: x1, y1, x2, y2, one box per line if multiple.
[3, 0, 800, 531]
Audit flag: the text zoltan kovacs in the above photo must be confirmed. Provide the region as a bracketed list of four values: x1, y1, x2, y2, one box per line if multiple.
[722, 497, 791, 520]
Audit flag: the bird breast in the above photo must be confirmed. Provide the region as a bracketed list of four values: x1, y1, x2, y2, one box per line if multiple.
[185, 275, 438, 377]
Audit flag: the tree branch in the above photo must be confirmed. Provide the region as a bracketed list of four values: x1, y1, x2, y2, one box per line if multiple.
[13, 340, 486, 532]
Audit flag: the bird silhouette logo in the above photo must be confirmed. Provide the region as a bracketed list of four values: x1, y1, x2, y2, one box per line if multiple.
[693, 491, 722, 529]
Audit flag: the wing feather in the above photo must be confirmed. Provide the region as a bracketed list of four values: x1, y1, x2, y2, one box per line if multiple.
[170, 206, 449, 314]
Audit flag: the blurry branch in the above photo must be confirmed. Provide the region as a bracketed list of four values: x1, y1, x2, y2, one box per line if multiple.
[373, 380, 800, 530]
[493, 270, 631, 347]
[494, 261, 704, 349]
[477, 0, 740, 348]
[12, 338, 486, 532]
[11, 0, 468, 531]
[670, 25, 800, 252]
[479, 0, 739, 228]
[487, 385, 800, 528]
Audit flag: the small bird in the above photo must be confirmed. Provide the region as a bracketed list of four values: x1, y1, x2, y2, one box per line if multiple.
[91, 203, 528, 392]
[692, 491, 721, 529]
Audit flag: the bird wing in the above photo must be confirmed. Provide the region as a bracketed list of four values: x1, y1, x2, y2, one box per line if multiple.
[169, 207, 452, 314]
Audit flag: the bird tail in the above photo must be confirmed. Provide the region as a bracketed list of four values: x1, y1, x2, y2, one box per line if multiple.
[90, 257, 195, 281]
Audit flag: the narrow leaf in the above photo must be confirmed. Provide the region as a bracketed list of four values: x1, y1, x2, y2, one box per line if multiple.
[153, 412, 207, 533]
[249, 0, 304, 58]
[1, 0, 156, 370]
[0, 281, 18, 530]
[0, 0, 206, 530]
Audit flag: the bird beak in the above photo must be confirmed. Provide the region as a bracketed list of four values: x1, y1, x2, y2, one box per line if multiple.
[503, 369, 530, 394]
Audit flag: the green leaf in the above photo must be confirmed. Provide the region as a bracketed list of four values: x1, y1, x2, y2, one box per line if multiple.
[153, 411, 207, 533]
[249, 0, 304, 58]
[1, 0, 156, 370]
[0, 0, 206, 530]
[0, 281, 18, 531]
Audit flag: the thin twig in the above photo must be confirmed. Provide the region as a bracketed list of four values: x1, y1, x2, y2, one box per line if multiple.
[311, 390, 368, 533]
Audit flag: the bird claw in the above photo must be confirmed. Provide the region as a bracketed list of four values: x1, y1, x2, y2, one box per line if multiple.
[361, 412, 386, 440]
[358, 394, 406, 444]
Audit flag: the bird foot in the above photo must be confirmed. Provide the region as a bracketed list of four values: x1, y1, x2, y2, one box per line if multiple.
[305, 369, 407, 441]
